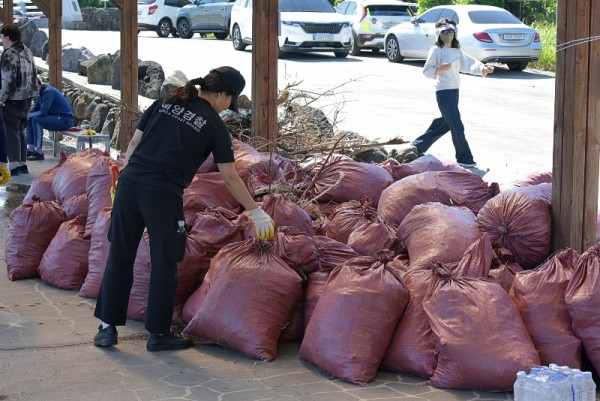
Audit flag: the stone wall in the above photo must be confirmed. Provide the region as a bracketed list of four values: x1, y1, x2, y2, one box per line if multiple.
[34, 7, 121, 31]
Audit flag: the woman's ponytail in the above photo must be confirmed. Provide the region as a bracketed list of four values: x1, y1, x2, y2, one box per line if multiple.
[165, 77, 205, 104]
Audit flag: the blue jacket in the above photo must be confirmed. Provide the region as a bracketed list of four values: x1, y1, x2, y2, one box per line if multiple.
[29, 84, 73, 118]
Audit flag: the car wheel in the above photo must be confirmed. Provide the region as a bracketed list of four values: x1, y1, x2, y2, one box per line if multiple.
[214, 32, 229, 40]
[385, 36, 404, 63]
[177, 19, 194, 39]
[334, 51, 349, 59]
[350, 33, 361, 56]
[507, 61, 528, 72]
[157, 19, 172, 38]
[232, 25, 247, 51]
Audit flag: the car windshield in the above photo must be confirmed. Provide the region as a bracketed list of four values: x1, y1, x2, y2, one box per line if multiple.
[368, 5, 417, 17]
[468, 10, 520, 24]
[279, 0, 335, 13]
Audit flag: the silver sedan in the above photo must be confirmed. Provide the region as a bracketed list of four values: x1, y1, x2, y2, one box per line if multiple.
[384, 4, 541, 71]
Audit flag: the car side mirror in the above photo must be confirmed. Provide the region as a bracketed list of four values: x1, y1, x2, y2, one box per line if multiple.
[410, 16, 420, 24]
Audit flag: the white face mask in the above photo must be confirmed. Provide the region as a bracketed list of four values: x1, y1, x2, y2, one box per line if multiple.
[440, 31, 455, 44]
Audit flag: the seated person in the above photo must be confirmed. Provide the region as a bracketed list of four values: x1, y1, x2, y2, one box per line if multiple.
[26, 81, 74, 161]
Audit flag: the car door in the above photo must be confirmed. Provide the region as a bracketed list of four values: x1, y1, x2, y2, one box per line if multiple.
[236, 0, 253, 40]
[401, 7, 444, 58]
[204, 0, 234, 29]
[187, 0, 211, 30]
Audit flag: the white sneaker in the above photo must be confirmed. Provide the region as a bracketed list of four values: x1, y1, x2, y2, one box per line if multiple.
[458, 162, 477, 168]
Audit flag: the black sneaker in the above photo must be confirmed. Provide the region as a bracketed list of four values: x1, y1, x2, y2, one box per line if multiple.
[17, 165, 29, 174]
[26, 150, 35, 157]
[94, 325, 118, 347]
[9, 167, 19, 176]
[27, 151, 44, 161]
[146, 331, 193, 352]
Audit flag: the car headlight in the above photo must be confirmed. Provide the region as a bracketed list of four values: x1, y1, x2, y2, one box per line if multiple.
[281, 21, 301, 27]
[341, 22, 351, 28]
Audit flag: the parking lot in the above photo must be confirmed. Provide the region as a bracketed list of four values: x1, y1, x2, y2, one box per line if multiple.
[55, 29, 556, 187]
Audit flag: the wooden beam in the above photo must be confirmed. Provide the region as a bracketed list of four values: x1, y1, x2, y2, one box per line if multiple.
[552, 0, 600, 252]
[251, 0, 278, 151]
[32, 0, 49, 15]
[32, 0, 62, 89]
[1, 0, 13, 26]
[113, 0, 139, 150]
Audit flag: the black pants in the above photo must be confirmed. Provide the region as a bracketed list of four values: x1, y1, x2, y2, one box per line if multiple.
[94, 179, 187, 335]
[3, 99, 32, 163]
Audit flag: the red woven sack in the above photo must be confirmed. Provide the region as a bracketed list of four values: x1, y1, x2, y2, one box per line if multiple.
[23, 151, 67, 204]
[304, 269, 331, 330]
[183, 240, 303, 361]
[477, 183, 552, 269]
[183, 172, 241, 224]
[308, 158, 393, 207]
[313, 235, 360, 270]
[380, 268, 437, 378]
[273, 226, 320, 274]
[299, 251, 409, 385]
[188, 207, 242, 256]
[38, 215, 90, 290]
[424, 265, 540, 391]
[173, 234, 208, 325]
[489, 263, 523, 292]
[387, 154, 465, 181]
[52, 148, 104, 203]
[6, 197, 67, 280]
[262, 194, 314, 235]
[326, 199, 380, 244]
[378, 170, 498, 229]
[85, 156, 122, 237]
[62, 193, 88, 220]
[126, 235, 152, 322]
[397, 203, 481, 271]
[80, 207, 111, 299]
[510, 248, 582, 367]
[565, 244, 600, 374]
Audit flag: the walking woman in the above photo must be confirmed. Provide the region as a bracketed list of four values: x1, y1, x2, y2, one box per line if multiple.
[409, 18, 494, 168]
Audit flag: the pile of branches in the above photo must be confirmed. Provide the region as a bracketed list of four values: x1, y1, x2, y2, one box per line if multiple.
[220, 81, 407, 163]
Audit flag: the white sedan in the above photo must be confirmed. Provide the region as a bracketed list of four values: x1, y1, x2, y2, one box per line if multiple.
[384, 4, 541, 71]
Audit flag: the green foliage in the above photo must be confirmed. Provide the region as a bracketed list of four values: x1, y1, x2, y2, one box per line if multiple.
[529, 21, 556, 72]
[505, 0, 556, 25]
[79, 0, 115, 7]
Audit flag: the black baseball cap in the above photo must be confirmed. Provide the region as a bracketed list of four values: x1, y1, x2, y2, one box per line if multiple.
[211, 66, 245, 113]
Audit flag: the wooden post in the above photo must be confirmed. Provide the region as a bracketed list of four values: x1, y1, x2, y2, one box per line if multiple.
[0, 0, 13, 25]
[113, 0, 139, 150]
[33, 0, 62, 90]
[552, 0, 600, 253]
[251, 0, 278, 151]
[0, 0, 14, 25]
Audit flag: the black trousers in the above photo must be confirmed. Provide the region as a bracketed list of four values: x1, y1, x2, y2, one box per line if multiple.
[3, 99, 31, 163]
[94, 179, 187, 335]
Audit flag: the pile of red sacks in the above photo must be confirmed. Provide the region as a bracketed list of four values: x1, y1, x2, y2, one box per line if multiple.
[5, 143, 600, 391]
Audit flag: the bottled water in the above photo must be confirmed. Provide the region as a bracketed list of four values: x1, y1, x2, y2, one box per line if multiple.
[513, 365, 598, 401]
[582, 372, 596, 401]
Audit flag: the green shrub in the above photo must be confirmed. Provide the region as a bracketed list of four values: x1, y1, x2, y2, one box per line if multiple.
[530, 22, 556, 72]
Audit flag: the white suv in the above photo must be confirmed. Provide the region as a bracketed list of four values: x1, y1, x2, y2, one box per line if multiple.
[230, 0, 353, 58]
[138, 0, 192, 37]
[336, 0, 417, 55]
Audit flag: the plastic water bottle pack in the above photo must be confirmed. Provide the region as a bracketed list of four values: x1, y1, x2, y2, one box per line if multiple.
[513, 364, 597, 401]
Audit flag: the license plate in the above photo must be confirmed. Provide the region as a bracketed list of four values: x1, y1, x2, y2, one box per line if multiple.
[503, 34, 524, 40]
[313, 34, 333, 41]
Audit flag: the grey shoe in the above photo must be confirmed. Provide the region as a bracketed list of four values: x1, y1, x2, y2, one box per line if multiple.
[146, 331, 193, 352]
[94, 325, 118, 347]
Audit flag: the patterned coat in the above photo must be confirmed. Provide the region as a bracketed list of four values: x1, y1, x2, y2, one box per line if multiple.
[0, 41, 38, 103]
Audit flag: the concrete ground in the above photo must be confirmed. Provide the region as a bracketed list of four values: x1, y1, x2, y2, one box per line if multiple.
[0, 146, 524, 401]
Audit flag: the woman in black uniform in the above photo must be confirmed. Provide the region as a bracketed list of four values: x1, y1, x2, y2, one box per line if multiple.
[93, 66, 275, 351]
